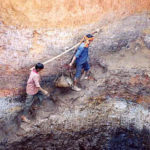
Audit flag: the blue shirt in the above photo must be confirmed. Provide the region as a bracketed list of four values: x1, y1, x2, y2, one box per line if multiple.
[75, 43, 89, 65]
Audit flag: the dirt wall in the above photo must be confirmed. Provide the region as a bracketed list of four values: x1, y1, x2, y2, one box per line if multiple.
[0, 0, 150, 28]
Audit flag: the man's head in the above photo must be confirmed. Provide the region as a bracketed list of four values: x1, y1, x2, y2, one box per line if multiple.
[35, 63, 44, 72]
[86, 34, 94, 40]
[84, 34, 94, 47]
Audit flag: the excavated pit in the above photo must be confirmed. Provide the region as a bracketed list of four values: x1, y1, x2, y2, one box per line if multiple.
[0, 2, 150, 149]
[1, 68, 150, 149]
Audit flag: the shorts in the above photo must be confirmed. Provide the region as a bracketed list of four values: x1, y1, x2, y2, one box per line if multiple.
[75, 61, 90, 79]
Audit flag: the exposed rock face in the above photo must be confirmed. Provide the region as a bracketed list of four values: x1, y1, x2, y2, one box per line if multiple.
[2, 97, 150, 150]
[0, 0, 150, 28]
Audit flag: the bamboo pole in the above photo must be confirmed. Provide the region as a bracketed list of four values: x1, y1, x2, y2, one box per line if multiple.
[30, 29, 101, 70]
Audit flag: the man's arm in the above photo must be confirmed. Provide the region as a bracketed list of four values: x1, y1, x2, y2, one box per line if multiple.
[69, 56, 76, 67]
[33, 76, 49, 96]
[69, 45, 84, 67]
[39, 87, 49, 96]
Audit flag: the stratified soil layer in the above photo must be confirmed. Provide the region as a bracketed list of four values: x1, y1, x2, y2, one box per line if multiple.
[0, 0, 150, 28]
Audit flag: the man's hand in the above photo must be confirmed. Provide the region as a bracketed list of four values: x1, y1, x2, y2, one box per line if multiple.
[69, 62, 73, 67]
[43, 90, 49, 96]
[39, 87, 49, 96]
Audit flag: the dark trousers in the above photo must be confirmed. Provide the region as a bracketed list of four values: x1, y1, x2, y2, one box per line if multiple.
[23, 91, 44, 116]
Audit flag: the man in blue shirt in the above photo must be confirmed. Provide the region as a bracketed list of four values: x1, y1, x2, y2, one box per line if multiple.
[69, 34, 94, 91]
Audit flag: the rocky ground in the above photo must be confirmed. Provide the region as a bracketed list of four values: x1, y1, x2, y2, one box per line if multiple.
[0, 13, 150, 149]
[5, 98, 150, 150]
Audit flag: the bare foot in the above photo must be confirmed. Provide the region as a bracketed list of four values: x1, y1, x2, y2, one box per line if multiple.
[21, 115, 30, 123]
[32, 106, 40, 110]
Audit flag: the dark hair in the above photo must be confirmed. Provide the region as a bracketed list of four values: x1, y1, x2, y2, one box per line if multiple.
[86, 34, 93, 38]
[35, 63, 44, 70]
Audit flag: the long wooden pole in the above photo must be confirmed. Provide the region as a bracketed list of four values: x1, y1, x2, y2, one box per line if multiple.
[43, 42, 80, 65]
[30, 29, 101, 70]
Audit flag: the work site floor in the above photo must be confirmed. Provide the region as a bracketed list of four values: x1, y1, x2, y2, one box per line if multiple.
[1, 13, 150, 149]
